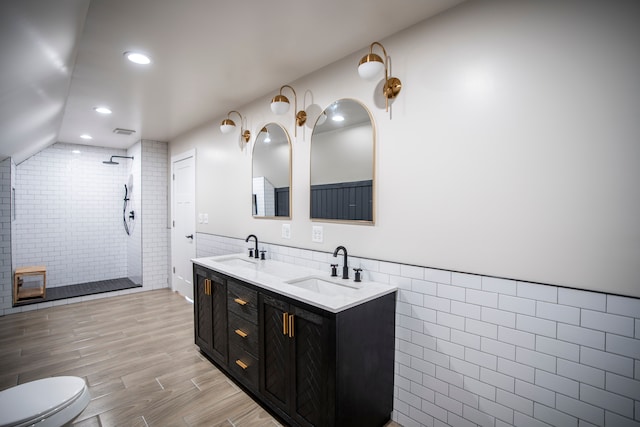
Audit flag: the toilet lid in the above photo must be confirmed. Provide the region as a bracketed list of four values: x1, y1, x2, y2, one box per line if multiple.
[0, 376, 87, 427]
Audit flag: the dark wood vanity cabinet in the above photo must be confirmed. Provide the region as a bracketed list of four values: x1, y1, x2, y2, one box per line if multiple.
[193, 266, 227, 365]
[193, 264, 396, 427]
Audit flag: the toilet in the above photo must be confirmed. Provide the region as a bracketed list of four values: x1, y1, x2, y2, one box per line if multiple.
[0, 376, 90, 427]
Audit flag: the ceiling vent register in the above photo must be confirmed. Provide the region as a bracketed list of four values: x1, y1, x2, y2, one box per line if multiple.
[113, 128, 136, 135]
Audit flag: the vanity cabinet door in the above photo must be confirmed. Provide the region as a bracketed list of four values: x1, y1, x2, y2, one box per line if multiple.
[210, 273, 228, 364]
[260, 295, 290, 413]
[259, 294, 330, 427]
[193, 266, 227, 365]
[194, 268, 212, 354]
[289, 305, 329, 427]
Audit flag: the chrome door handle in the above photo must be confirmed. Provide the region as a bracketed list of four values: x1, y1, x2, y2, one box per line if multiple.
[185, 234, 194, 239]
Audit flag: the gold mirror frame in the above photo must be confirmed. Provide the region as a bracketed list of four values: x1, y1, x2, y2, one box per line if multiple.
[252, 123, 292, 219]
[310, 99, 376, 224]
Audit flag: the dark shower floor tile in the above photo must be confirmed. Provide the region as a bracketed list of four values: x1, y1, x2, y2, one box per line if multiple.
[14, 277, 142, 306]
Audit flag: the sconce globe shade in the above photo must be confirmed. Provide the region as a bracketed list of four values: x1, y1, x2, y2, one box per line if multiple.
[220, 118, 236, 134]
[316, 112, 327, 126]
[358, 54, 384, 80]
[270, 95, 290, 115]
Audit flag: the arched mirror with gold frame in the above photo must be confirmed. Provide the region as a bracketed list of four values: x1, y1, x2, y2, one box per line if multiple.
[310, 99, 375, 223]
[252, 123, 292, 218]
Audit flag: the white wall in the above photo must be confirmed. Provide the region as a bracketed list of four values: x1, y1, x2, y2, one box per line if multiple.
[170, 0, 640, 297]
[311, 122, 374, 185]
[141, 140, 169, 290]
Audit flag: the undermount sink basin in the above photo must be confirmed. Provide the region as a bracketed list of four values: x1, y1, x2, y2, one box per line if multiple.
[285, 276, 361, 296]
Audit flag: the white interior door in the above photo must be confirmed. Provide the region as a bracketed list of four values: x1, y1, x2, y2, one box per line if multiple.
[171, 151, 195, 300]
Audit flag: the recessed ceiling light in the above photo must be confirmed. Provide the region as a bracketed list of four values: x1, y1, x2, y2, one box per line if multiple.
[72, 150, 81, 154]
[80, 134, 93, 140]
[94, 106, 112, 114]
[124, 51, 151, 65]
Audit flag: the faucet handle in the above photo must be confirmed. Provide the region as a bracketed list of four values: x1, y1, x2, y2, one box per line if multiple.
[353, 268, 362, 283]
[330, 264, 338, 277]
[260, 250, 267, 260]
[248, 248, 254, 258]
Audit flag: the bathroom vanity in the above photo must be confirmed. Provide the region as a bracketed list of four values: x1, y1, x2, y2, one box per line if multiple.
[192, 254, 397, 427]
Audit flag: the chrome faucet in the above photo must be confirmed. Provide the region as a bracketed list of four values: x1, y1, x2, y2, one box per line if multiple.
[245, 234, 259, 258]
[333, 246, 349, 279]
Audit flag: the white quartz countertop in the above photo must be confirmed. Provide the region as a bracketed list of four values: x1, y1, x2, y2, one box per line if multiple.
[192, 253, 397, 313]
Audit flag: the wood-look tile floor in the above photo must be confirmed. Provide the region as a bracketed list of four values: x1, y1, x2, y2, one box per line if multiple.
[0, 289, 401, 427]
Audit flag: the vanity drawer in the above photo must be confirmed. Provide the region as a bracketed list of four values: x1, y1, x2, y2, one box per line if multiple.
[228, 280, 258, 322]
[228, 343, 259, 389]
[228, 312, 258, 357]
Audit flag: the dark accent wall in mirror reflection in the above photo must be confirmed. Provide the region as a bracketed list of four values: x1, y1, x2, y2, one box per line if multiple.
[275, 187, 289, 217]
[311, 180, 372, 221]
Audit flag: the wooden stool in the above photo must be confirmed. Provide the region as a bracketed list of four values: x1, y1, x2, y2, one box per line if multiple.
[13, 266, 46, 305]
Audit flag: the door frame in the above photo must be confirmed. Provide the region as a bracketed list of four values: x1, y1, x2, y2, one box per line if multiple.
[170, 148, 196, 298]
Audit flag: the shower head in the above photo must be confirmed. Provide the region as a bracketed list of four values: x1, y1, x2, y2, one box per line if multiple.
[103, 155, 134, 165]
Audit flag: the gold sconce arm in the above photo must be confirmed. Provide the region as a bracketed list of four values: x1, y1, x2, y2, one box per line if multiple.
[220, 110, 251, 143]
[358, 41, 402, 112]
[270, 84, 307, 136]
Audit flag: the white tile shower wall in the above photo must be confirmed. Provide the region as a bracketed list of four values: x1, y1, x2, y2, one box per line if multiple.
[0, 159, 12, 315]
[14, 143, 129, 287]
[141, 140, 168, 290]
[127, 142, 142, 285]
[196, 233, 640, 427]
[252, 176, 275, 217]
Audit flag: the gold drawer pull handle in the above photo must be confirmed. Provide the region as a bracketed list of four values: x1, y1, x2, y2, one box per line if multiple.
[289, 314, 295, 338]
[235, 329, 247, 338]
[234, 298, 248, 306]
[282, 313, 289, 335]
[235, 359, 248, 370]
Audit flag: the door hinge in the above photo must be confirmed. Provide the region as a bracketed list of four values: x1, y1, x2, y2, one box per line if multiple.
[172, 173, 175, 180]
[172, 220, 175, 227]
[173, 266, 175, 273]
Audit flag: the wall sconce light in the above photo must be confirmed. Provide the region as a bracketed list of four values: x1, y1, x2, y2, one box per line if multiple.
[259, 126, 271, 143]
[220, 110, 251, 143]
[357, 42, 402, 112]
[270, 85, 307, 136]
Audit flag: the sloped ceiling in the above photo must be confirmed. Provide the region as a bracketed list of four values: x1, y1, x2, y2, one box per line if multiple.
[0, 0, 464, 164]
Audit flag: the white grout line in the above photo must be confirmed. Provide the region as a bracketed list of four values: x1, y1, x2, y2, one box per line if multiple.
[155, 377, 164, 390]
[141, 415, 149, 427]
[191, 378, 201, 391]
